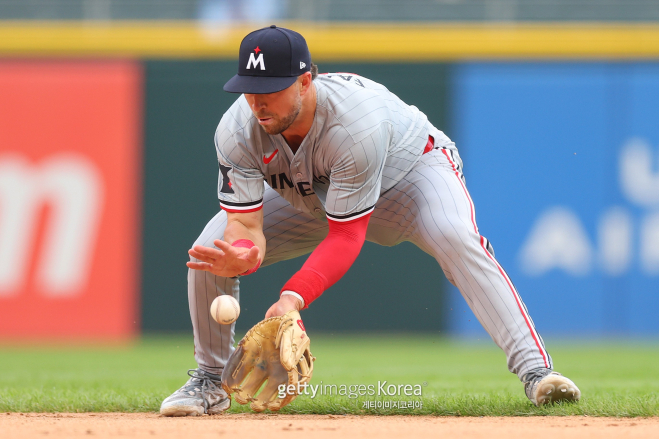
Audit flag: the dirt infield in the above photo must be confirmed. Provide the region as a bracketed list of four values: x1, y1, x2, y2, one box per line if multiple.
[2, 413, 658, 439]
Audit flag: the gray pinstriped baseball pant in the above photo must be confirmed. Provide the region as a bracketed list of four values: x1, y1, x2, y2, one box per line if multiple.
[189, 146, 553, 380]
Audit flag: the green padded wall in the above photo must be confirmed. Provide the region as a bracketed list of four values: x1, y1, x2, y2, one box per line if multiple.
[142, 60, 452, 332]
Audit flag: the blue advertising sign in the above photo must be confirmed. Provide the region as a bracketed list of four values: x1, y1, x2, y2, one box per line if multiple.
[450, 62, 659, 336]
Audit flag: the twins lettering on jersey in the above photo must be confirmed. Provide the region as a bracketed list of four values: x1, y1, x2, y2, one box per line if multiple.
[266, 173, 316, 196]
[264, 172, 330, 196]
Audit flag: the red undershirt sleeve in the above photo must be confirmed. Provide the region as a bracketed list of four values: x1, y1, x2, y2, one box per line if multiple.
[280, 212, 371, 308]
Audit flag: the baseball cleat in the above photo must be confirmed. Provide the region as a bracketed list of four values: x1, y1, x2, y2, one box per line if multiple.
[522, 369, 581, 406]
[160, 369, 230, 416]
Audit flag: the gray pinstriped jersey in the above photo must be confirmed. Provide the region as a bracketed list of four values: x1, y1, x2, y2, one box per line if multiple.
[215, 73, 448, 221]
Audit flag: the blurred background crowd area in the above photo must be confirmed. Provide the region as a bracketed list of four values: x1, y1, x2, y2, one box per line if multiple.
[1, 2, 658, 342]
[1, 0, 659, 22]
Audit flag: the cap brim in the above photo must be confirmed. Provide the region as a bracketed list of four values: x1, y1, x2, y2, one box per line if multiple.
[223, 74, 298, 94]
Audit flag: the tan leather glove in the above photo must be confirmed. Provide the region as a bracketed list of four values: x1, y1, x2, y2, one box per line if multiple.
[221, 310, 314, 412]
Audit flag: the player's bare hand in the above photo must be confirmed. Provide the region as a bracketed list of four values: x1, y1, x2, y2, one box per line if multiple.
[187, 239, 260, 278]
[265, 295, 303, 318]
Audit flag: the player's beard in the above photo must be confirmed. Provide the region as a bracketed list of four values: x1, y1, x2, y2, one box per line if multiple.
[257, 95, 302, 135]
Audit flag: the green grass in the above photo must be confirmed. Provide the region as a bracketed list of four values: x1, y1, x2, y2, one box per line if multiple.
[1, 334, 658, 416]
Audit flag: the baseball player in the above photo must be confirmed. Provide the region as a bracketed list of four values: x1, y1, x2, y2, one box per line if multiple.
[160, 25, 581, 416]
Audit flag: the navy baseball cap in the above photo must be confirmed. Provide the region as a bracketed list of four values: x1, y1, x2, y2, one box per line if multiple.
[223, 25, 312, 94]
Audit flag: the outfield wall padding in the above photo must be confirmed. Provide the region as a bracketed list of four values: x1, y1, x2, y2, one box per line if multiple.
[141, 61, 451, 332]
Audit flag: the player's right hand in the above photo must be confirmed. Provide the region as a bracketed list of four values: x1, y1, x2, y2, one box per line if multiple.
[187, 239, 260, 278]
[265, 295, 303, 319]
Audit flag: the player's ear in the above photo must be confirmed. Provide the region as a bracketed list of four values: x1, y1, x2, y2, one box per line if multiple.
[299, 72, 313, 95]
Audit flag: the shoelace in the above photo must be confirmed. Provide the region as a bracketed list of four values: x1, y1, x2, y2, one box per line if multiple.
[182, 369, 222, 414]
[521, 368, 551, 385]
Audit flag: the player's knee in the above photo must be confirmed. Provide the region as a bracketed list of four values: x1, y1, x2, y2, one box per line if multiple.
[420, 221, 479, 267]
[192, 234, 226, 253]
[441, 266, 458, 287]
[193, 213, 228, 249]
[482, 236, 495, 257]
[441, 221, 475, 249]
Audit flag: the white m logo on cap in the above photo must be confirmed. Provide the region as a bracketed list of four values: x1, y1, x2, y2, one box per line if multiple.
[246, 53, 265, 70]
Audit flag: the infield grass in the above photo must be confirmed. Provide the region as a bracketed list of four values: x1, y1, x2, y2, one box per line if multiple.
[0, 334, 657, 416]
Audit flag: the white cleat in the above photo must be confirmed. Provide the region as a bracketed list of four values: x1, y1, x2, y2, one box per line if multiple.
[522, 369, 581, 407]
[160, 369, 231, 416]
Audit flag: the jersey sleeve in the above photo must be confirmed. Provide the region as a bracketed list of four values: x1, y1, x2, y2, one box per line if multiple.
[324, 126, 388, 222]
[215, 125, 265, 213]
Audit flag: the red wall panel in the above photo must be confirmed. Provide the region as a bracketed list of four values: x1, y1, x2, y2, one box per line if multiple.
[0, 61, 142, 340]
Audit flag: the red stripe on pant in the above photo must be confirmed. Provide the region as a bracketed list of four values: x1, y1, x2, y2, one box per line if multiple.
[440, 148, 550, 369]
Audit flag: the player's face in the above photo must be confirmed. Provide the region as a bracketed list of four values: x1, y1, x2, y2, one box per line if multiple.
[245, 80, 303, 135]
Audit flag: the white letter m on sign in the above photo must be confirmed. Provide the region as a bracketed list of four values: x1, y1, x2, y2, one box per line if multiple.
[246, 53, 265, 70]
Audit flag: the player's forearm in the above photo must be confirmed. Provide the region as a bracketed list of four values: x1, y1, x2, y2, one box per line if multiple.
[281, 213, 371, 308]
[223, 210, 266, 266]
[224, 220, 266, 262]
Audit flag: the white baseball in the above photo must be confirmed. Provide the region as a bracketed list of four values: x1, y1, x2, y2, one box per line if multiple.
[210, 295, 240, 324]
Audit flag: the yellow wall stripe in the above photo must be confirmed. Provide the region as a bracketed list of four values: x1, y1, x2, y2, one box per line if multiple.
[1, 21, 659, 60]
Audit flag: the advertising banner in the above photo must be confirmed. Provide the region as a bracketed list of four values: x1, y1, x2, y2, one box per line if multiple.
[451, 62, 659, 336]
[0, 61, 142, 340]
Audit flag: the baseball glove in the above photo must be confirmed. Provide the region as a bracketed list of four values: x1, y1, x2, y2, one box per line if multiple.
[221, 310, 314, 412]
